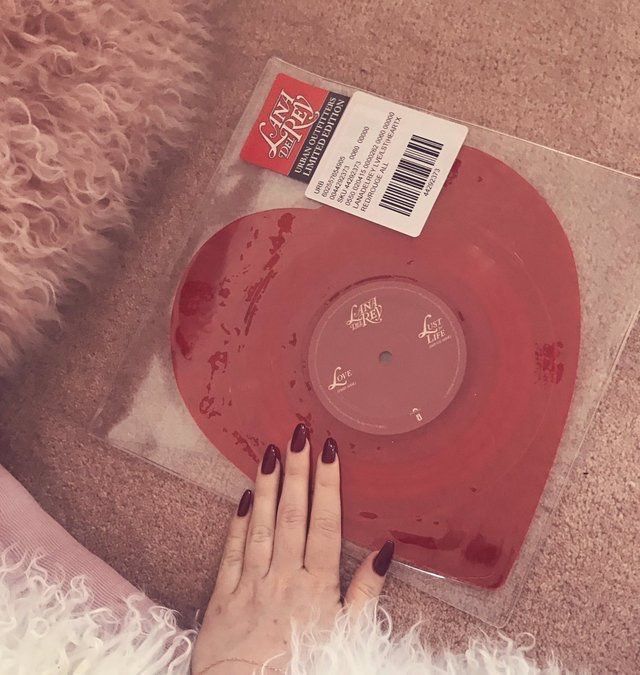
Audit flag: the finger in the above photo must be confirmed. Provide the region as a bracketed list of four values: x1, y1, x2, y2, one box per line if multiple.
[304, 437, 341, 579]
[271, 423, 311, 571]
[211, 489, 253, 598]
[344, 540, 394, 612]
[243, 444, 281, 578]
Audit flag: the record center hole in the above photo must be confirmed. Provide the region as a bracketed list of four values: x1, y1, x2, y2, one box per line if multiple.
[379, 350, 393, 365]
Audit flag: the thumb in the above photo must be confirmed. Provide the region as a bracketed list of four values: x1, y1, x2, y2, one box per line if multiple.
[344, 540, 395, 612]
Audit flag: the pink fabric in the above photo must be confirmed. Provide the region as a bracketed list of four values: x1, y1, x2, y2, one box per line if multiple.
[0, 463, 147, 612]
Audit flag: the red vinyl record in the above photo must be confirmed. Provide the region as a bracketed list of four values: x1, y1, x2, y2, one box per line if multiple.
[170, 146, 580, 589]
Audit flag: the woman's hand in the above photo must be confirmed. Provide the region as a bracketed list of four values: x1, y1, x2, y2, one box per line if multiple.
[191, 424, 395, 674]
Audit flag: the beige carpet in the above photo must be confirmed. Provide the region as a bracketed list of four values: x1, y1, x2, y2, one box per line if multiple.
[1, 0, 639, 671]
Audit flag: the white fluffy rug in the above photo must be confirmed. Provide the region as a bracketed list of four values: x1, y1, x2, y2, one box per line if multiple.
[289, 607, 566, 675]
[0, 550, 570, 674]
[0, 551, 194, 674]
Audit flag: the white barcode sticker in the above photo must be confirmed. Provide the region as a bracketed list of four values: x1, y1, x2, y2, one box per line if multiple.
[305, 92, 468, 237]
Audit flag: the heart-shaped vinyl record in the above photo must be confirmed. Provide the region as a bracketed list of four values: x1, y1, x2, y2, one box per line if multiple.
[171, 146, 580, 589]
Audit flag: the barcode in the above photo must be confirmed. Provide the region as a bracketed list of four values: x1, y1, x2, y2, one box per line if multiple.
[379, 134, 443, 216]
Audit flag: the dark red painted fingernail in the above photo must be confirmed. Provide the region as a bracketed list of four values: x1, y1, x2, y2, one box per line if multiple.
[373, 540, 395, 576]
[237, 489, 253, 517]
[322, 437, 338, 463]
[291, 423, 308, 453]
[261, 444, 280, 474]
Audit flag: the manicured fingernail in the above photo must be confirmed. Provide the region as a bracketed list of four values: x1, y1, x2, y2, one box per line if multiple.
[291, 422, 308, 453]
[237, 489, 253, 517]
[372, 540, 395, 576]
[261, 444, 280, 474]
[322, 437, 338, 463]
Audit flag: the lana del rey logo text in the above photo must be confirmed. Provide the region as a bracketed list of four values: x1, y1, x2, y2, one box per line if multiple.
[259, 89, 320, 159]
[347, 297, 383, 331]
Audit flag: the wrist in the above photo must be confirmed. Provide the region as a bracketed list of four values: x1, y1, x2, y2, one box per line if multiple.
[194, 658, 285, 675]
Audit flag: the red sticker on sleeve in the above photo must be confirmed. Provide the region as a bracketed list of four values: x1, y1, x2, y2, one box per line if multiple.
[241, 73, 349, 182]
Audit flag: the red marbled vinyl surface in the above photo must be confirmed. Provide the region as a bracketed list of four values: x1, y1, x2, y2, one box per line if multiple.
[170, 147, 580, 588]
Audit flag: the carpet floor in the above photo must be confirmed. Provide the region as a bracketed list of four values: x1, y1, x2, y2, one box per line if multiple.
[1, 1, 638, 672]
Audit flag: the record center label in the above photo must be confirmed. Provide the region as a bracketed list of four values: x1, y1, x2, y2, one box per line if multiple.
[308, 280, 467, 435]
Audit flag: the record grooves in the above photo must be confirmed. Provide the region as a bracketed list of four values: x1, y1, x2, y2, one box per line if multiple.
[170, 146, 580, 588]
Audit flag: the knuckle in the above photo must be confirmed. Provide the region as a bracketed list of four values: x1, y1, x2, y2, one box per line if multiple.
[249, 523, 273, 545]
[356, 579, 379, 600]
[220, 547, 244, 567]
[279, 505, 307, 527]
[285, 460, 308, 478]
[316, 472, 338, 489]
[226, 531, 246, 547]
[312, 509, 341, 536]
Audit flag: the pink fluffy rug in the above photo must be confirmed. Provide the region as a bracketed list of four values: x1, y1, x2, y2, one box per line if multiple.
[0, 0, 209, 374]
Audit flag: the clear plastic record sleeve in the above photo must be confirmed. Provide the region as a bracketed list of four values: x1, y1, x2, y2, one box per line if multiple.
[91, 58, 640, 626]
